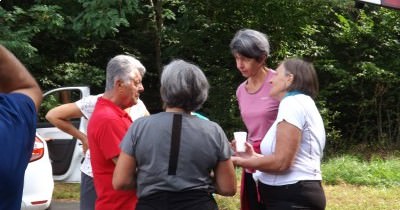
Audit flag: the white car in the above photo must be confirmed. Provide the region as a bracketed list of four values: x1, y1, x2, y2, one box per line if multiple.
[22, 86, 90, 210]
[21, 133, 54, 210]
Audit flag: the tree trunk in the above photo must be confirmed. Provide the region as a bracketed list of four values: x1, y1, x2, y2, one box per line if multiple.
[151, 0, 163, 75]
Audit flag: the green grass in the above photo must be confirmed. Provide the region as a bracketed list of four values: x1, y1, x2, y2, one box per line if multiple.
[53, 155, 400, 209]
[322, 155, 400, 186]
[324, 184, 400, 210]
[53, 183, 80, 201]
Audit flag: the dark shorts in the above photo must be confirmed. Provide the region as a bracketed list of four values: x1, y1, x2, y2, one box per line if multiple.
[136, 190, 218, 210]
[258, 180, 326, 210]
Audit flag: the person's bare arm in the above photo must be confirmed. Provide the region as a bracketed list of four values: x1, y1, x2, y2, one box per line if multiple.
[46, 103, 88, 153]
[214, 159, 237, 196]
[113, 151, 136, 190]
[233, 120, 301, 172]
[0, 45, 42, 110]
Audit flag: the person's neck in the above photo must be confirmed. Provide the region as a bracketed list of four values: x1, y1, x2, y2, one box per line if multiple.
[103, 91, 127, 109]
[251, 66, 268, 81]
[246, 67, 268, 92]
[165, 107, 189, 114]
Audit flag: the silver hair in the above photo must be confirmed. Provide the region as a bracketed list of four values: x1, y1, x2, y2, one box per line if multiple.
[105, 55, 146, 91]
[229, 29, 270, 61]
[160, 59, 209, 112]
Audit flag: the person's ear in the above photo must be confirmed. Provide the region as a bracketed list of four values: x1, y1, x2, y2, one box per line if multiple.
[115, 80, 125, 92]
[286, 73, 294, 86]
[116, 79, 123, 87]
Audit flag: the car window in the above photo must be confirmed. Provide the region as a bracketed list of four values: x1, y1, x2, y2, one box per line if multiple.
[38, 89, 83, 122]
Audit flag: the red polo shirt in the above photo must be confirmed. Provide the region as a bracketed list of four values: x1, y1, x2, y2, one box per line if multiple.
[88, 97, 136, 210]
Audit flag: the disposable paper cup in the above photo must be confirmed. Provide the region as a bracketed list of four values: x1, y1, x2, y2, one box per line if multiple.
[234, 131, 247, 152]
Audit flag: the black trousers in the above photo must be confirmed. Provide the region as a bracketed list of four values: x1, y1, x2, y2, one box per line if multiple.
[244, 172, 265, 210]
[258, 180, 326, 210]
[136, 190, 218, 210]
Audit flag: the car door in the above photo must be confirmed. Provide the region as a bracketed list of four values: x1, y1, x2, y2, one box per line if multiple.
[36, 86, 90, 183]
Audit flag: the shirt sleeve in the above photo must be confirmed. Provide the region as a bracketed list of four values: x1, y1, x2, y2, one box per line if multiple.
[129, 99, 148, 121]
[276, 97, 305, 130]
[0, 93, 36, 160]
[120, 122, 139, 157]
[0, 93, 36, 126]
[75, 95, 101, 119]
[216, 124, 233, 161]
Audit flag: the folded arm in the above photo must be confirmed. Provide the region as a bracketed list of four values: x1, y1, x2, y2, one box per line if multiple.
[46, 103, 89, 153]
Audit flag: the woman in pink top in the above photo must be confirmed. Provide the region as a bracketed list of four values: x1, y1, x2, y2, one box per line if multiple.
[230, 29, 279, 210]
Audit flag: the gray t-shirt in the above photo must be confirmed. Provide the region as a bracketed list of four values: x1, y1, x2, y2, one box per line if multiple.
[120, 112, 232, 198]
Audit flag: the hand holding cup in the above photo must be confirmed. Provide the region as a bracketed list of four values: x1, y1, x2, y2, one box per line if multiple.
[234, 131, 247, 152]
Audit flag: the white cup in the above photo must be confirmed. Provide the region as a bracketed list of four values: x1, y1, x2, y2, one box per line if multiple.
[234, 131, 247, 152]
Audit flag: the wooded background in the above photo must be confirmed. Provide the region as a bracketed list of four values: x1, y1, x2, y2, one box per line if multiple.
[1, 0, 399, 156]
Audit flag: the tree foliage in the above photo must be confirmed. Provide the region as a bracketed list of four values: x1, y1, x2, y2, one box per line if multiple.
[1, 0, 400, 153]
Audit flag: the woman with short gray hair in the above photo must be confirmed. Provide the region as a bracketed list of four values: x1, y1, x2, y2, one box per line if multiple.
[230, 29, 280, 210]
[113, 59, 237, 210]
[160, 60, 209, 112]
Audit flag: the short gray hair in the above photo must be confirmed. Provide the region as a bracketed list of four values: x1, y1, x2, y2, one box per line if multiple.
[229, 29, 270, 61]
[160, 59, 209, 112]
[105, 55, 146, 91]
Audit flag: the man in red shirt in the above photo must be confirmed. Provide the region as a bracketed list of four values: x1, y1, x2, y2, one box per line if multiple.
[87, 55, 145, 210]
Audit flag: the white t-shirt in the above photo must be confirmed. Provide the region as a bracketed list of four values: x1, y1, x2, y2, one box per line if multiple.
[254, 94, 325, 186]
[75, 94, 148, 177]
